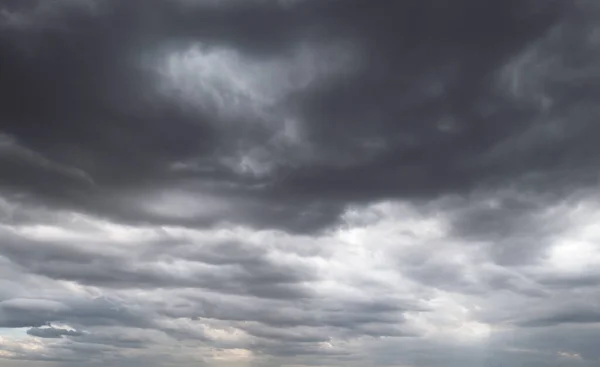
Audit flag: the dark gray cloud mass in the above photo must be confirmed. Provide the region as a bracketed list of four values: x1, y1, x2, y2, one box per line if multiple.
[1, 1, 600, 366]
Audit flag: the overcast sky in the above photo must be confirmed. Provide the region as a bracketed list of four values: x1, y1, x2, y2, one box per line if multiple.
[1, 0, 600, 366]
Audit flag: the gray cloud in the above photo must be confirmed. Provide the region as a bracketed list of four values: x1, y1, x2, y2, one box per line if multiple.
[2, 0, 600, 366]
[26, 327, 83, 339]
[0, 228, 316, 299]
[0, 296, 151, 329]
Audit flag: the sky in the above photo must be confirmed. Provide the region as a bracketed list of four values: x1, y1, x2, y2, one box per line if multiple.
[1, 0, 600, 366]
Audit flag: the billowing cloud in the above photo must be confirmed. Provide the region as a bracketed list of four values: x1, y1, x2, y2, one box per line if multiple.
[1, 0, 600, 366]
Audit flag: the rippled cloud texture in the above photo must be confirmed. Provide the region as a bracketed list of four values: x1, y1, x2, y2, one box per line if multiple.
[1, 1, 600, 366]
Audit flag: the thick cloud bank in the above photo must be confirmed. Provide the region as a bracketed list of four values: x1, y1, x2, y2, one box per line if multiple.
[1, 1, 600, 366]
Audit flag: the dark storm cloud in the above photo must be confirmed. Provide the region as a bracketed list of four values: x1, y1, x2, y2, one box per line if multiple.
[2, 0, 600, 366]
[0, 0, 591, 234]
[277, 1, 564, 195]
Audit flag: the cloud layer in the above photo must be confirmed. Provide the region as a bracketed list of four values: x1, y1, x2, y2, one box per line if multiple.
[1, 0, 600, 366]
